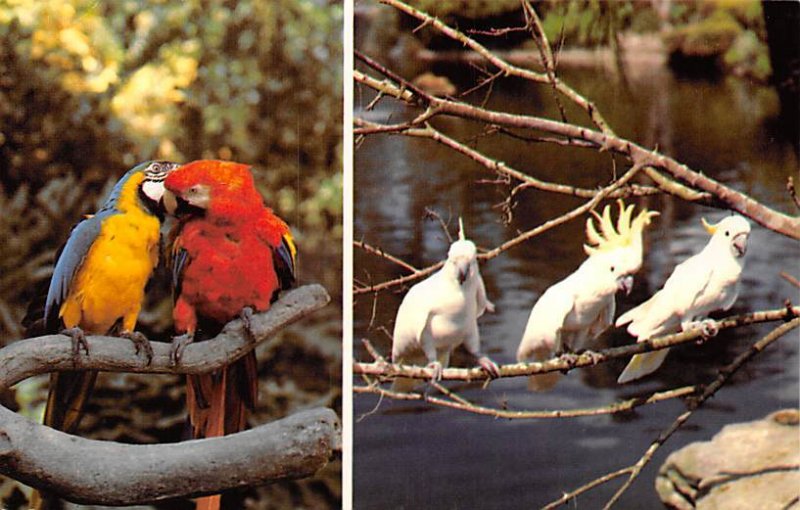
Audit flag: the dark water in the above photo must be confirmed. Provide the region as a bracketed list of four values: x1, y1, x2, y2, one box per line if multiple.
[353, 61, 800, 509]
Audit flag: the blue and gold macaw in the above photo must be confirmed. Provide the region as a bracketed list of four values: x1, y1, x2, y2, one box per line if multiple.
[24, 160, 178, 507]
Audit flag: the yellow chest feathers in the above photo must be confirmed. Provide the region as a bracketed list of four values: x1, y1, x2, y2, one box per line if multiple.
[60, 210, 161, 333]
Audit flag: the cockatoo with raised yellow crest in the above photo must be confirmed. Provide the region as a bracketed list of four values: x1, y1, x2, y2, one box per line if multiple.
[391, 219, 499, 389]
[616, 215, 750, 384]
[517, 200, 658, 390]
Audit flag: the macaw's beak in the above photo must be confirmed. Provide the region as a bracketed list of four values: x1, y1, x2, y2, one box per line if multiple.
[733, 232, 748, 257]
[162, 188, 207, 217]
[163, 189, 178, 216]
[617, 275, 634, 296]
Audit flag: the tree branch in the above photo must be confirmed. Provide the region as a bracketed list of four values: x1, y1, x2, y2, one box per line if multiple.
[354, 163, 647, 295]
[543, 317, 800, 509]
[354, 382, 697, 419]
[0, 284, 338, 504]
[353, 306, 800, 381]
[357, 72, 799, 238]
[1, 285, 330, 387]
[0, 407, 340, 505]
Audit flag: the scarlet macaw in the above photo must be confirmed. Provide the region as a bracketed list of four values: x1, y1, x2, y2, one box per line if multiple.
[23, 160, 178, 508]
[162, 160, 296, 510]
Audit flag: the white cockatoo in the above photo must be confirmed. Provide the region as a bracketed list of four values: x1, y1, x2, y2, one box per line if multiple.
[391, 219, 499, 388]
[616, 215, 751, 384]
[517, 200, 658, 390]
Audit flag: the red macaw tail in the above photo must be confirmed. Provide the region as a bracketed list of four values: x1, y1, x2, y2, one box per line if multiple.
[187, 351, 257, 510]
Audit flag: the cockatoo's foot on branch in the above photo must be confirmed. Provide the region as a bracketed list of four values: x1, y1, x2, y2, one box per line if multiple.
[686, 319, 719, 341]
[477, 356, 500, 379]
[583, 350, 604, 365]
[120, 330, 154, 365]
[427, 361, 443, 382]
[169, 332, 195, 366]
[240, 306, 258, 343]
[61, 327, 89, 358]
[700, 319, 719, 338]
[558, 352, 579, 373]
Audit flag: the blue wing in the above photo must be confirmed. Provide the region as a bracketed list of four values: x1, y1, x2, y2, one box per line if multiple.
[171, 244, 189, 300]
[44, 210, 115, 331]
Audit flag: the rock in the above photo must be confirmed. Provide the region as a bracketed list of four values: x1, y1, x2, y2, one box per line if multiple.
[656, 409, 800, 510]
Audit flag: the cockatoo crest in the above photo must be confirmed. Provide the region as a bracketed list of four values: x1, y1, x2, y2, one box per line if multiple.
[583, 200, 659, 257]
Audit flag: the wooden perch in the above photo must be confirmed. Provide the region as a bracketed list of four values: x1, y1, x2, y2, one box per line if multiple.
[0, 284, 339, 504]
[354, 305, 800, 381]
[0, 407, 340, 505]
[0, 284, 330, 387]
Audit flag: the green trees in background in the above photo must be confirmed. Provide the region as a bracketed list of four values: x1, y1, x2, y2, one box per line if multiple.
[0, 0, 343, 342]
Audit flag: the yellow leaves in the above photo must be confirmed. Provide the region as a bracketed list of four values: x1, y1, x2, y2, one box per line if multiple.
[14, 0, 121, 93]
[134, 11, 156, 33]
[59, 26, 91, 57]
[111, 47, 198, 155]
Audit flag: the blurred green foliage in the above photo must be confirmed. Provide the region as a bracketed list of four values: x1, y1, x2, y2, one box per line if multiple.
[391, 0, 771, 83]
[408, 0, 519, 20]
[537, 0, 769, 81]
[0, 1, 341, 507]
[0, 0, 343, 342]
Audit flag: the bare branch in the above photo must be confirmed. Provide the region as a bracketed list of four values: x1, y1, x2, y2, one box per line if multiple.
[354, 240, 419, 273]
[356, 71, 799, 238]
[521, 0, 569, 125]
[601, 317, 800, 509]
[353, 306, 800, 381]
[543, 317, 800, 509]
[788, 176, 800, 210]
[780, 272, 800, 289]
[354, 383, 697, 419]
[0, 285, 331, 387]
[353, 163, 647, 295]
[0, 285, 336, 504]
[377, 0, 614, 133]
[0, 407, 339, 505]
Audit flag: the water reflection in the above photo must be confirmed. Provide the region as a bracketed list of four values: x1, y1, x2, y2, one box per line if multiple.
[354, 63, 799, 509]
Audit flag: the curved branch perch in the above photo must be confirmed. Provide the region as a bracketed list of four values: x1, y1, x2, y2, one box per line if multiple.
[0, 284, 339, 504]
[1, 284, 330, 387]
[0, 407, 340, 505]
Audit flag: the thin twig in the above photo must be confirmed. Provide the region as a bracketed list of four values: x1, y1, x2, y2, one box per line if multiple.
[521, 0, 569, 125]
[354, 383, 698, 419]
[354, 240, 419, 273]
[541, 317, 800, 509]
[600, 317, 800, 509]
[356, 71, 800, 237]
[788, 176, 800, 211]
[780, 272, 800, 289]
[377, 0, 613, 134]
[353, 161, 644, 295]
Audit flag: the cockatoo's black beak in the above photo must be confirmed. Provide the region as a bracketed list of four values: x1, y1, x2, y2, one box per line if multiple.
[733, 232, 748, 257]
[617, 275, 634, 295]
[456, 261, 469, 285]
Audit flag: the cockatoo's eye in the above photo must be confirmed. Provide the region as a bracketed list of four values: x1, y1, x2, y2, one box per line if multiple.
[610, 266, 615, 273]
[725, 231, 729, 236]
